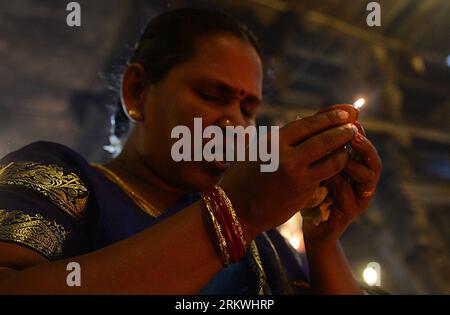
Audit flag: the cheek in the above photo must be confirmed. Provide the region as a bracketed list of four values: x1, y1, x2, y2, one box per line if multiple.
[144, 91, 182, 131]
[168, 91, 219, 128]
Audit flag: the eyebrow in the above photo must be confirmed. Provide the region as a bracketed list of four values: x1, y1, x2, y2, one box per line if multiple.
[195, 79, 262, 104]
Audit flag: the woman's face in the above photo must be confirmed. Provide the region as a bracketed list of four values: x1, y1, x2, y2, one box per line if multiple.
[127, 33, 263, 191]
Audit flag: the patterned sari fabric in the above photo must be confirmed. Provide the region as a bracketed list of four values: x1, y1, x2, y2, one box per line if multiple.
[0, 141, 311, 294]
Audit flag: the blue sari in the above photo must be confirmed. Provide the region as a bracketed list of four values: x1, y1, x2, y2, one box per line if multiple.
[0, 141, 311, 294]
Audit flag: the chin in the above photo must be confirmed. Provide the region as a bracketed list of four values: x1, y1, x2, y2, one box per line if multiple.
[176, 162, 224, 192]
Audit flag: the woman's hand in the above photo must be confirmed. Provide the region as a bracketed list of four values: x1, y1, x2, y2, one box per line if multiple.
[221, 108, 358, 241]
[302, 130, 382, 246]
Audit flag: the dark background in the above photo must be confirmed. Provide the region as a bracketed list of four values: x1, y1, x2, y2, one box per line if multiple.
[0, 0, 448, 294]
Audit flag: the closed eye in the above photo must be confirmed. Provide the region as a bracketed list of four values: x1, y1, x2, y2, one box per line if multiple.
[198, 91, 221, 102]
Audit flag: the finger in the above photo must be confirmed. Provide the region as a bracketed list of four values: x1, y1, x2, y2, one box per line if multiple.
[344, 159, 376, 184]
[354, 121, 366, 136]
[281, 110, 350, 146]
[297, 123, 358, 164]
[316, 104, 360, 123]
[308, 149, 349, 183]
[327, 174, 359, 217]
[345, 161, 377, 199]
[350, 133, 382, 180]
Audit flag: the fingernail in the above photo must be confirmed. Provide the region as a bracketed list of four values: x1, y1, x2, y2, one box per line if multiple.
[336, 110, 349, 121]
[349, 124, 358, 134]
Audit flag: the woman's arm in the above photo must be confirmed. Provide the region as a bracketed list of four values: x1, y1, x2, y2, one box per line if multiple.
[0, 109, 359, 294]
[0, 200, 224, 294]
[306, 241, 362, 294]
[302, 128, 381, 295]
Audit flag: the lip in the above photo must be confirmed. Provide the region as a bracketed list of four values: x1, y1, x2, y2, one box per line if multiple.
[211, 160, 231, 172]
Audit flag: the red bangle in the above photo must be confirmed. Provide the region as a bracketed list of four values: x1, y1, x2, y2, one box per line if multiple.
[208, 187, 245, 259]
[201, 193, 230, 266]
[208, 187, 240, 262]
[205, 187, 240, 263]
[202, 186, 247, 265]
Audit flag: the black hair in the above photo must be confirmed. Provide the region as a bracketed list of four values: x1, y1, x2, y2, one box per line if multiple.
[109, 7, 262, 148]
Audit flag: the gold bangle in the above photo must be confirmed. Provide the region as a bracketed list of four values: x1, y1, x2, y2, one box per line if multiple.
[215, 185, 247, 250]
[201, 193, 231, 266]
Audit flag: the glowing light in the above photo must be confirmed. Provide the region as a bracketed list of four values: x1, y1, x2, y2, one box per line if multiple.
[446, 55, 450, 67]
[289, 237, 301, 250]
[363, 267, 378, 285]
[411, 56, 426, 74]
[278, 212, 305, 252]
[353, 98, 366, 109]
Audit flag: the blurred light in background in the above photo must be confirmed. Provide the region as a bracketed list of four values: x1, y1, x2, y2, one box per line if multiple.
[363, 266, 378, 286]
[363, 262, 381, 287]
[278, 212, 305, 252]
[289, 236, 301, 250]
[410, 55, 426, 75]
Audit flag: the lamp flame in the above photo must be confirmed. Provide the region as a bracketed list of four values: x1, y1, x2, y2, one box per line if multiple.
[353, 98, 366, 109]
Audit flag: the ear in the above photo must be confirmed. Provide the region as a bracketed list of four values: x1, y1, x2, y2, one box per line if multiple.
[120, 63, 150, 120]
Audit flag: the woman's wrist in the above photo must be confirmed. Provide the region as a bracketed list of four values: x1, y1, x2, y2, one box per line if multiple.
[304, 237, 339, 255]
[234, 210, 258, 244]
[219, 183, 259, 243]
[200, 185, 256, 266]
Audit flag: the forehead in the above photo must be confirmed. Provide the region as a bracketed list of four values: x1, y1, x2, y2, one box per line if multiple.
[174, 34, 263, 96]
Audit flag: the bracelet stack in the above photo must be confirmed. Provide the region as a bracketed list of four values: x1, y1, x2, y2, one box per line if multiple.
[201, 185, 247, 267]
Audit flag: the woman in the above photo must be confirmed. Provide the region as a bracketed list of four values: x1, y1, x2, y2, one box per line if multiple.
[0, 8, 381, 294]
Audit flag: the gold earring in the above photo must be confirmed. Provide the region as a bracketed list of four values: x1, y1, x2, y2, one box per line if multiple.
[128, 109, 143, 121]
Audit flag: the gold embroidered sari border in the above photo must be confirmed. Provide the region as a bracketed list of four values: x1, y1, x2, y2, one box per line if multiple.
[0, 209, 69, 259]
[0, 162, 89, 219]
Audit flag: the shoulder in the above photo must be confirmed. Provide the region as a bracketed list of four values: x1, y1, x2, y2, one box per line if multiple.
[1, 141, 90, 171]
[0, 141, 91, 219]
[0, 141, 96, 260]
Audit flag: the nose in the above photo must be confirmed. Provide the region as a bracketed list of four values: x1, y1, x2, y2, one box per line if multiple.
[216, 104, 249, 129]
[216, 105, 254, 159]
